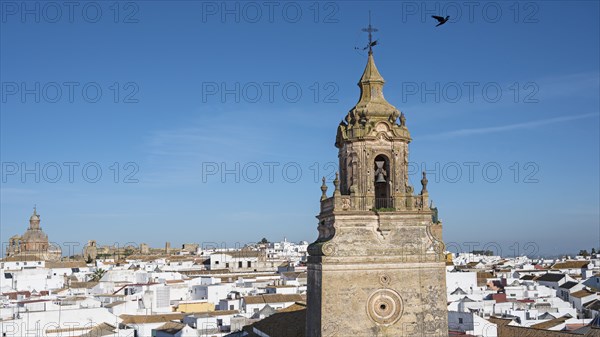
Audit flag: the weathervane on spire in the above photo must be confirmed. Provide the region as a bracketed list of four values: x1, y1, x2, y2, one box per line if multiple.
[356, 11, 378, 54]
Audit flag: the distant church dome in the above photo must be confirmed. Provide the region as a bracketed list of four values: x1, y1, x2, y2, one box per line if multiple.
[21, 228, 48, 242]
[23, 206, 48, 243]
[5, 206, 59, 261]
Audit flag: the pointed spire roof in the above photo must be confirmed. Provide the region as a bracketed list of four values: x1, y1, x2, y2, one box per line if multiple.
[359, 51, 384, 84]
[346, 52, 400, 124]
[335, 20, 411, 148]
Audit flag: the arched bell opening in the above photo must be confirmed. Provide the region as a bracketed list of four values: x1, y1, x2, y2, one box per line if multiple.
[374, 154, 392, 209]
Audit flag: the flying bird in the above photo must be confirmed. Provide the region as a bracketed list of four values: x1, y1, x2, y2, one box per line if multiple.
[432, 15, 450, 27]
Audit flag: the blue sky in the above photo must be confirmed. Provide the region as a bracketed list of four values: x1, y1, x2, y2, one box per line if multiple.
[1, 1, 598, 257]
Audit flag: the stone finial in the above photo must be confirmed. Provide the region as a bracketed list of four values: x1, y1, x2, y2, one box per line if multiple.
[420, 171, 428, 194]
[359, 112, 368, 125]
[29, 205, 41, 229]
[333, 172, 341, 195]
[430, 200, 439, 223]
[320, 177, 328, 201]
[399, 112, 406, 127]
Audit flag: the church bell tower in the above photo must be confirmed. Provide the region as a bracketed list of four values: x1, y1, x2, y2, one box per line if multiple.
[306, 24, 449, 337]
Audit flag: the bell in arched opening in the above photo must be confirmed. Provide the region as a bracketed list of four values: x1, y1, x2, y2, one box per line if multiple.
[374, 155, 392, 208]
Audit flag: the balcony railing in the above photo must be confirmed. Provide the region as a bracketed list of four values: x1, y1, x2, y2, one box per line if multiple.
[374, 197, 394, 209]
[320, 194, 428, 213]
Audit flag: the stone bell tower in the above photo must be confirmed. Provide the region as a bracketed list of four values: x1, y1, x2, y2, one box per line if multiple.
[305, 40, 449, 336]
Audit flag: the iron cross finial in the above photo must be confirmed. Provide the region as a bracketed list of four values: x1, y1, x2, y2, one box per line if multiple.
[361, 11, 379, 54]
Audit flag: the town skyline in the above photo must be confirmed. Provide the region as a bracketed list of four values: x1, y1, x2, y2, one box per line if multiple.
[2, 2, 599, 256]
[1, 205, 598, 259]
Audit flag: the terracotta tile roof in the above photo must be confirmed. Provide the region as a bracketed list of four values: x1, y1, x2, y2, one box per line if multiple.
[189, 310, 239, 317]
[276, 302, 306, 313]
[70, 281, 99, 289]
[244, 302, 306, 337]
[2, 291, 31, 300]
[476, 272, 494, 286]
[571, 289, 597, 298]
[120, 313, 186, 324]
[46, 323, 116, 336]
[154, 322, 186, 334]
[79, 322, 117, 337]
[492, 293, 508, 303]
[1, 256, 46, 262]
[487, 317, 512, 327]
[45, 261, 88, 269]
[165, 279, 185, 284]
[530, 315, 572, 330]
[281, 272, 306, 279]
[552, 261, 590, 270]
[566, 323, 589, 330]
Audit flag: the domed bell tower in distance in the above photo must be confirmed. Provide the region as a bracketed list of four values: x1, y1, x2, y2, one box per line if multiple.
[306, 17, 449, 337]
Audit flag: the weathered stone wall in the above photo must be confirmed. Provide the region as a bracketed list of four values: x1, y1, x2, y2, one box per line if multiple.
[307, 212, 449, 337]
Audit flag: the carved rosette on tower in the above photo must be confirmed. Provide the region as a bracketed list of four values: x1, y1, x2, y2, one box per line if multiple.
[306, 22, 449, 337]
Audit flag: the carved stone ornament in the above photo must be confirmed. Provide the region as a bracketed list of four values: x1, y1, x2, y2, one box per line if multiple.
[366, 288, 404, 325]
[341, 197, 351, 210]
[322, 242, 338, 256]
[379, 274, 391, 286]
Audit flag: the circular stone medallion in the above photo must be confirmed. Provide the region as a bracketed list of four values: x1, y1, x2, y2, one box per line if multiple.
[366, 289, 403, 325]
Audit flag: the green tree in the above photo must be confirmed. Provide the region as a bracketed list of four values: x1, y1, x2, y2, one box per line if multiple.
[472, 250, 494, 256]
[579, 250, 590, 257]
[91, 268, 106, 282]
[259, 238, 269, 244]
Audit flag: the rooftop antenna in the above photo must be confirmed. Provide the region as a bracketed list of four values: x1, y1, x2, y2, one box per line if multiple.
[356, 11, 379, 54]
